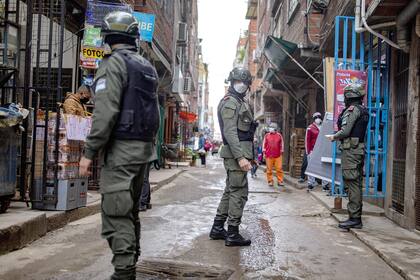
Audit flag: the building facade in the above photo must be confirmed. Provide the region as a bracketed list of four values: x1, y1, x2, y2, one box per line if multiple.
[242, 0, 420, 232]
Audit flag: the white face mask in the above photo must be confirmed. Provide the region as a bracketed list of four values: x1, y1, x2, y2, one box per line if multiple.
[268, 128, 275, 133]
[315, 118, 322, 125]
[233, 82, 248, 94]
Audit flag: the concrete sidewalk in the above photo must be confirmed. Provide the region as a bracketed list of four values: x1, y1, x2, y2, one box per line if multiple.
[260, 165, 420, 279]
[305, 182, 420, 280]
[332, 213, 420, 280]
[0, 167, 185, 255]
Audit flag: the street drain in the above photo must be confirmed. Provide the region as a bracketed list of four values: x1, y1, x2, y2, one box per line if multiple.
[137, 258, 235, 279]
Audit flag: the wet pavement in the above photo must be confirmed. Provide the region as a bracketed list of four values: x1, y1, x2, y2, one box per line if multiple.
[0, 157, 403, 279]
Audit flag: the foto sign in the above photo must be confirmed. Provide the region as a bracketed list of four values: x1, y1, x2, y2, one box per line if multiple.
[82, 47, 104, 59]
[133, 12, 155, 42]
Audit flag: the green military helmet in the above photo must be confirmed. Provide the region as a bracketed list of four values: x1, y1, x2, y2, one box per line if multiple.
[343, 83, 366, 99]
[101, 11, 139, 38]
[227, 67, 253, 85]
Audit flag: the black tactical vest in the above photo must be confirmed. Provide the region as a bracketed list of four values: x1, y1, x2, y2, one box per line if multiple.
[112, 49, 160, 142]
[337, 104, 369, 142]
[218, 92, 257, 145]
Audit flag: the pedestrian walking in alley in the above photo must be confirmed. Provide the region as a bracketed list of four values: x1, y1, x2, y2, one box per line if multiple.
[251, 138, 259, 178]
[139, 162, 152, 212]
[327, 84, 369, 230]
[300, 112, 329, 191]
[62, 85, 91, 116]
[263, 123, 284, 187]
[79, 11, 160, 280]
[198, 133, 207, 166]
[209, 67, 257, 247]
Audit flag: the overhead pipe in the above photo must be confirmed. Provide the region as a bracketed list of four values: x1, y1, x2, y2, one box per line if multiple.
[356, 0, 420, 52]
[355, 0, 396, 33]
[359, 0, 402, 50]
[396, 0, 420, 52]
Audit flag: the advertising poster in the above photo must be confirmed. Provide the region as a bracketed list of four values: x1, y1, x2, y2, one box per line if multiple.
[334, 69, 367, 130]
[133, 12, 156, 42]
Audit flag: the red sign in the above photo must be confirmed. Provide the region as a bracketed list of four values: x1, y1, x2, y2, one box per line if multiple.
[334, 69, 367, 130]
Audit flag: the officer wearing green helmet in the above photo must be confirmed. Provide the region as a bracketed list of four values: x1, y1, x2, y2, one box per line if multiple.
[327, 83, 369, 229]
[79, 11, 159, 280]
[209, 67, 258, 246]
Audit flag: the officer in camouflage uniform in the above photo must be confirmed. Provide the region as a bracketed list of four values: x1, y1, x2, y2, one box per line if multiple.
[209, 67, 258, 246]
[79, 11, 159, 280]
[327, 84, 369, 229]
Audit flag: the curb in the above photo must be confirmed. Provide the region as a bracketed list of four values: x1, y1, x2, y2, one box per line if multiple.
[308, 191, 385, 217]
[150, 169, 185, 193]
[0, 169, 185, 255]
[329, 213, 414, 280]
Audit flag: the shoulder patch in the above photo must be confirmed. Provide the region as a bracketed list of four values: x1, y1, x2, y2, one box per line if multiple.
[95, 78, 106, 93]
[221, 106, 235, 119]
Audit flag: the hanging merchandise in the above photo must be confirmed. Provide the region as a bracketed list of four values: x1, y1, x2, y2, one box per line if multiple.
[80, 1, 132, 71]
[85, 0, 132, 27]
[83, 26, 103, 47]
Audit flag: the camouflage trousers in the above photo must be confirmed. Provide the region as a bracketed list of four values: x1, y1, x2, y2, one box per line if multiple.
[100, 163, 147, 280]
[215, 159, 249, 226]
[341, 149, 364, 219]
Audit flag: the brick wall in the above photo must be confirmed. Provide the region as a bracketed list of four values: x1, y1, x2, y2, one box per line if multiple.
[319, 0, 354, 53]
[134, 0, 174, 63]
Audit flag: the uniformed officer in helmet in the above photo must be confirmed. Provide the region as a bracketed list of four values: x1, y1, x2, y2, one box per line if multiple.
[327, 84, 369, 229]
[209, 67, 257, 246]
[79, 11, 159, 280]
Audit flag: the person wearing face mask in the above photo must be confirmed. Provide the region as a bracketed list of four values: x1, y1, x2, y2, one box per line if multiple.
[263, 123, 284, 187]
[62, 85, 91, 117]
[209, 67, 257, 247]
[299, 112, 328, 190]
[326, 84, 369, 230]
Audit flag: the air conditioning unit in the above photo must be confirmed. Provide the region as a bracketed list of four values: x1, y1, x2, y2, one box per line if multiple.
[253, 49, 262, 63]
[184, 77, 192, 92]
[178, 22, 188, 43]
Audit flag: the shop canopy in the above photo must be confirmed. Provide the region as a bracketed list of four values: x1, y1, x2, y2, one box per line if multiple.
[179, 111, 198, 123]
[263, 35, 324, 89]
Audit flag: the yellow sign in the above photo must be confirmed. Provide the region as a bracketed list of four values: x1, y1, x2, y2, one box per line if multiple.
[82, 47, 104, 59]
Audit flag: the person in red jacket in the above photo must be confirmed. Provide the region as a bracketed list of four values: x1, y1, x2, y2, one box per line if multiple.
[299, 112, 328, 190]
[263, 123, 284, 187]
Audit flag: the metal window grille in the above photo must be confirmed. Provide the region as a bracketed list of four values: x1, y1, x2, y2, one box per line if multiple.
[391, 51, 409, 214]
[416, 55, 420, 230]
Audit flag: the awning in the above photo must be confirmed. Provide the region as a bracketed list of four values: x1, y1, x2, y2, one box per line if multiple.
[179, 111, 198, 123]
[263, 35, 324, 89]
[151, 39, 172, 73]
[263, 36, 297, 70]
[263, 67, 277, 83]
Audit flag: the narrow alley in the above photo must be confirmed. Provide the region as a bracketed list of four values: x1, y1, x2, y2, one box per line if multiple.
[0, 158, 403, 280]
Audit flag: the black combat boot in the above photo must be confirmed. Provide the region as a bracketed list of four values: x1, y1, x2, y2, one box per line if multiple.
[209, 219, 227, 240]
[225, 225, 251, 247]
[338, 218, 363, 229]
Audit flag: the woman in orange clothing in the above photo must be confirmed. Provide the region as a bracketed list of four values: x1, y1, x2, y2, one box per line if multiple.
[263, 123, 284, 187]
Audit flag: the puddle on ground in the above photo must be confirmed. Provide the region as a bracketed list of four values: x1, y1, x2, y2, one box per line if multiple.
[136, 258, 234, 279]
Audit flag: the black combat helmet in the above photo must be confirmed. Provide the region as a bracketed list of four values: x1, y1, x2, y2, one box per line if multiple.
[227, 67, 253, 86]
[101, 11, 139, 38]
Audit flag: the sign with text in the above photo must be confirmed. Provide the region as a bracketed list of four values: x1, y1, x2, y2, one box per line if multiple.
[82, 47, 104, 59]
[334, 69, 367, 130]
[133, 12, 155, 42]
